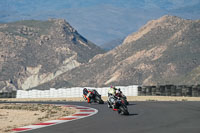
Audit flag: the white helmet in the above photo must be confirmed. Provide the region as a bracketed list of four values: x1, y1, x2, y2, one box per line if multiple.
[116, 89, 120, 94]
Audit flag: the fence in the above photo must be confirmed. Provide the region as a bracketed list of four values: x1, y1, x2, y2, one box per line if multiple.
[16, 85, 139, 98]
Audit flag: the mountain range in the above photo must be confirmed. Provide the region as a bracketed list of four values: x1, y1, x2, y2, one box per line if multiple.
[0, 15, 200, 91]
[41, 15, 200, 88]
[0, 19, 104, 92]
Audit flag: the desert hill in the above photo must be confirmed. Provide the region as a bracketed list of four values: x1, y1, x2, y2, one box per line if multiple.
[0, 19, 104, 91]
[38, 15, 200, 89]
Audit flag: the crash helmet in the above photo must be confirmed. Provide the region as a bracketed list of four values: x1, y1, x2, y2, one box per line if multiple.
[111, 85, 116, 88]
[83, 88, 87, 92]
[116, 89, 120, 94]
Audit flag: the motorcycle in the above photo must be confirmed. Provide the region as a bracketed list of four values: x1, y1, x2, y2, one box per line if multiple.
[107, 96, 129, 115]
[115, 91, 129, 105]
[83, 89, 104, 104]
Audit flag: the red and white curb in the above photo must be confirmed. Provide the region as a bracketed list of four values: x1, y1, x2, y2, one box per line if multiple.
[12, 105, 98, 132]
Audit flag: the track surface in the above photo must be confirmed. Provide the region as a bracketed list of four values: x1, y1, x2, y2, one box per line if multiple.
[2, 101, 200, 133]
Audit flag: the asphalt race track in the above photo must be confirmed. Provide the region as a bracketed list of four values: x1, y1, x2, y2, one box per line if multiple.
[2, 101, 200, 133]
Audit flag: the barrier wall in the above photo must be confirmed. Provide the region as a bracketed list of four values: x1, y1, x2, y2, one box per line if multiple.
[4, 85, 200, 98]
[0, 91, 16, 98]
[16, 85, 139, 98]
[138, 85, 200, 97]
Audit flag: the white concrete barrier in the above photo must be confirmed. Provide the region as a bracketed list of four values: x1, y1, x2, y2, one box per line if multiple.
[16, 85, 139, 98]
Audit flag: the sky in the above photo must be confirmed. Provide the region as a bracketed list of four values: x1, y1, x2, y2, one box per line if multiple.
[0, 0, 200, 45]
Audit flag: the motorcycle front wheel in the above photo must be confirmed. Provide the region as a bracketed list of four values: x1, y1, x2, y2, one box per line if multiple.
[119, 105, 129, 115]
[95, 96, 104, 104]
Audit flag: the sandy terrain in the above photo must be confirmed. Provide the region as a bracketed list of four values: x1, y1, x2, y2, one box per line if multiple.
[0, 103, 76, 133]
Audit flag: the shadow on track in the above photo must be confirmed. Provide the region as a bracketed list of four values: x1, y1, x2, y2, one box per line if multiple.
[128, 113, 138, 116]
[127, 103, 137, 106]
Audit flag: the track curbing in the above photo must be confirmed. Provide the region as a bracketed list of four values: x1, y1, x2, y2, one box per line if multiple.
[12, 104, 98, 132]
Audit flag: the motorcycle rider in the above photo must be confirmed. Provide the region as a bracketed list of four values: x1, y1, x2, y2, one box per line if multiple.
[115, 88, 129, 105]
[83, 88, 94, 103]
[108, 86, 117, 96]
[115, 88, 121, 97]
[108, 86, 118, 109]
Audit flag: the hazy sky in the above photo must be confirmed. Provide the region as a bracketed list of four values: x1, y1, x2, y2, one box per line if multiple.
[1, 0, 200, 45]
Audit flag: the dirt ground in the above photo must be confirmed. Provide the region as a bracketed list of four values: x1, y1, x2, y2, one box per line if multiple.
[0, 103, 76, 133]
[1, 96, 200, 102]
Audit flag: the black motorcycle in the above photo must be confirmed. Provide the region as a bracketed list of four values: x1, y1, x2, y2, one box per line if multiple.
[83, 89, 104, 104]
[107, 97, 129, 115]
[116, 92, 129, 105]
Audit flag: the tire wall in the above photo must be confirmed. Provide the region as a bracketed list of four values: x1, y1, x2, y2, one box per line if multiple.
[138, 85, 200, 97]
[0, 91, 17, 98]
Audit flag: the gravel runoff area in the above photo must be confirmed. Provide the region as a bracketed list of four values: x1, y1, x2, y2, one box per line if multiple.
[1, 96, 200, 133]
[0, 103, 76, 133]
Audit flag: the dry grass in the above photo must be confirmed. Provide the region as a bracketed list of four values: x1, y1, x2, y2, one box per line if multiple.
[0, 103, 76, 133]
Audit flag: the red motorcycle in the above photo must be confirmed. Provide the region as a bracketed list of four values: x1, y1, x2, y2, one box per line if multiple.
[83, 89, 104, 104]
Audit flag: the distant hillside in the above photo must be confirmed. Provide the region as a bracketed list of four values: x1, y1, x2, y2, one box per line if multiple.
[0, 19, 104, 92]
[39, 15, 200, 88]
[100, 38, 124, 51]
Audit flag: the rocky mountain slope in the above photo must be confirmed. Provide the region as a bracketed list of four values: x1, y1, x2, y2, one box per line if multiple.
[0, 19, 104, 91]
[39, 15, 200, 89]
